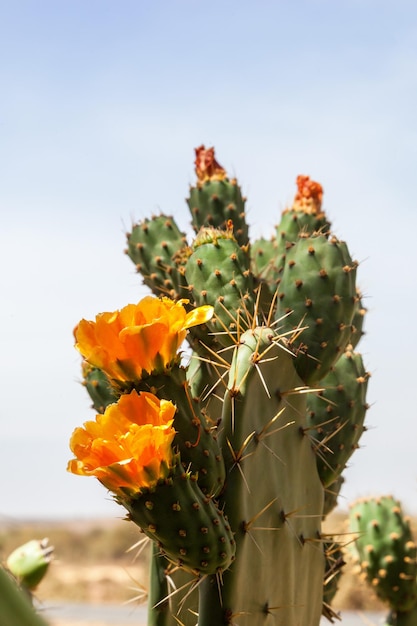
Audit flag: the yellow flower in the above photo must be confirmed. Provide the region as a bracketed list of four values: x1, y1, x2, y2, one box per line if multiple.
[67, 390, 177, 496]
[74, 296, 213, 382]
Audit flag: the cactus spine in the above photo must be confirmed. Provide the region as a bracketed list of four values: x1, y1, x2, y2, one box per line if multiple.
[69, 146, 369, 625]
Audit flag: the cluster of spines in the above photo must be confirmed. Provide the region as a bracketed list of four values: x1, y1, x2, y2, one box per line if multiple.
[125, 215, 190, 301]
[306, 346, 370, 487]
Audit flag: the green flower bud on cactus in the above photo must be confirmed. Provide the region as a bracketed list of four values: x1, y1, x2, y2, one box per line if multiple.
[7, 539, 54, 590]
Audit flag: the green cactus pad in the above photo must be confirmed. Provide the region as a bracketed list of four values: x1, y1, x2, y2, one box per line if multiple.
[322, 540, 345, 618]
[250, 236, 284, 323]
[0, 567, 49, 626]
[251, 236, 279, 279]
[121, 462, 235, 575]
[126, 215, 188, 299]
[276, 234, 358, 384]
[187, 146, 249, 247]
[198, 327, 324, 626]
[81, 363, 118, 413]
[185, 227, 254, 347]
[306, 347, 370, 487]
[349, 496, 417, 613]
[147, 547, 199, 626]
[350, 289, 367, 350]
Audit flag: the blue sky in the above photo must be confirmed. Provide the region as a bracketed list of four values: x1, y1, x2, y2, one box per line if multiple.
[1, 0, 417, 519]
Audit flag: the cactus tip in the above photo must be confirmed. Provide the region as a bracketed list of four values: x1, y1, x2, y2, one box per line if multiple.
[195, 145, 227, 182]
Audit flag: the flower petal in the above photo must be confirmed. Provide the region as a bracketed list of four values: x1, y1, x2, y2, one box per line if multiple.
[67, 390, 176, 496]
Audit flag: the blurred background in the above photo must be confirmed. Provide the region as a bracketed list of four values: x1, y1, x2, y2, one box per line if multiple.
[1, 0, 417, 520]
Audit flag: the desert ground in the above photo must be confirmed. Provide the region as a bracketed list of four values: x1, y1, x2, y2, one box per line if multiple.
[1, 511, 389, 625]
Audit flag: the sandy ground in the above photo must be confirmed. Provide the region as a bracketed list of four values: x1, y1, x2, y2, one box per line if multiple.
[12, 512, 387, 625]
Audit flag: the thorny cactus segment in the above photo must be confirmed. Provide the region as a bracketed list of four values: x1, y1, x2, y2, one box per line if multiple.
[125, 215, 188, 300]
[350, 289, 367, 349]
[0, 567, 49, 626]
[81, 362, 118, 413]
[276, 234, 358, 385]
[306, 347, 370, 487]
[349, 497, 417, 615]
[197, 327, 325, 626]
[322, 540, 345, 621]
[188, 145, 249, 247]
[276, 175, 330, 255]
[124, 461, 235, 576]
[185, 227, 254, 346]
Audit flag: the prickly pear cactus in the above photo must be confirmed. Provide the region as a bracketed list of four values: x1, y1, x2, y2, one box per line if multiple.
[306, 346, 370, 487]
[68, 146, 370, 626]
[349, 496, 417, 626]
[198, 328, 324, 626]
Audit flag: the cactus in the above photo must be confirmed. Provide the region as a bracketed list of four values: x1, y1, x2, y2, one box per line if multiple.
[6, 538, 54, 592]
[1, 538, 53, 624]
[69, 146, 370, 625]
[0, 566, 49, 626]
[349, 496, 417, 626]
[306, 346, 370, 487]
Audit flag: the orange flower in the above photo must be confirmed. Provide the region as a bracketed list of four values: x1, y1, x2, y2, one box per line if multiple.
[74, 296, 213, 382]
[67, 390, 177, 496]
